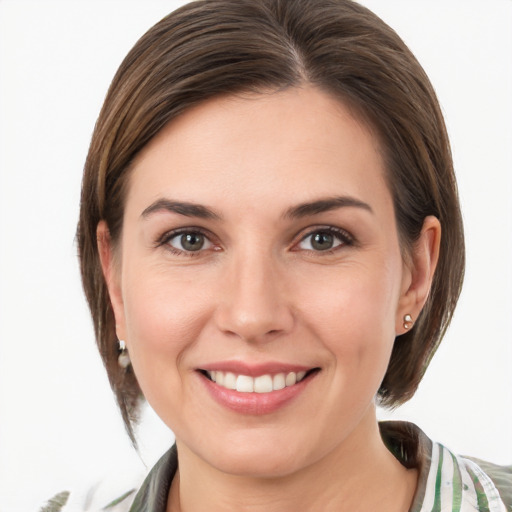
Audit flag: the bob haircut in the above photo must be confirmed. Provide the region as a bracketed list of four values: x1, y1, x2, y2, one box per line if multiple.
[78, 0, 465, 442]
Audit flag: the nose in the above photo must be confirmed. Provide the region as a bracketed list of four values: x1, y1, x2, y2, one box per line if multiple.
[214, 251, 295, 343]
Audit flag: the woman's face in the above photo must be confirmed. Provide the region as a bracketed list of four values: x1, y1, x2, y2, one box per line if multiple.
[104, 87, 421, 477]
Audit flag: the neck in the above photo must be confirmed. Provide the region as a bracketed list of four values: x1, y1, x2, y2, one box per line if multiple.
[168, 408, 417, 512]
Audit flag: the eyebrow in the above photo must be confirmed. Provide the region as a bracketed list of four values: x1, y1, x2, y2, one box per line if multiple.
[283, 196, 373, 219]
[141, 199, 221, 220]
[141, 195, 373, 221]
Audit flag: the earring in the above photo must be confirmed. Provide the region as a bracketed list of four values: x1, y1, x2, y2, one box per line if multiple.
[403, 314, 413, 330]
[118, 339, 131, 369]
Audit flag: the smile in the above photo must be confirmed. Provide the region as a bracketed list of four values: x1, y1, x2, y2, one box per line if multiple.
[204, 370, 309, 393]
[198, 365, 320, 414]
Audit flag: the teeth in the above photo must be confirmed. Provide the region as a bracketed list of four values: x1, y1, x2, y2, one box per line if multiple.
[273, 373, 286, 390]
[254, 375, 273, 393]
[236, 375, 254, 392]
[205, 370, 309, 393]
[224, 372, 236, 390]
[285, 372, 297, 386]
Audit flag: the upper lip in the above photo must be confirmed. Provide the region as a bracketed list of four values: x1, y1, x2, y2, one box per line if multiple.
[198, 361, 316, 377]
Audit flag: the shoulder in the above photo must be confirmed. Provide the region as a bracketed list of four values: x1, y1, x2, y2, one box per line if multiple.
[128, 445, 178, 512]
[421, 438, 511, 511]
[463, 456, 512, 511]
[379, 421, 511, 512]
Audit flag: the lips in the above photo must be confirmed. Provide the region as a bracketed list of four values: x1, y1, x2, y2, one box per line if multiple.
[197, 363, 319, 414]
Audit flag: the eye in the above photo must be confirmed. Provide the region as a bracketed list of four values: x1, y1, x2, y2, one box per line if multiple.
[166, 231, 214, 253]
[296, 228, 352, 252]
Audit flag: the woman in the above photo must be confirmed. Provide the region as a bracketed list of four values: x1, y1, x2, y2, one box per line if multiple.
[75, 0, 510, 510]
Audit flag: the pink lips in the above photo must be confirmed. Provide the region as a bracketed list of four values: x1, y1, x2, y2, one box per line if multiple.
[197, 361, 318, 415]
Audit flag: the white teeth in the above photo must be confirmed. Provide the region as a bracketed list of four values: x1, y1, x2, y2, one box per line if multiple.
[205, 369, 310, 393]
[224, 372, 237, 390]
[254, 375, 273, 393]
[236, 375, 254, 392]
[272, 373, 286, 390]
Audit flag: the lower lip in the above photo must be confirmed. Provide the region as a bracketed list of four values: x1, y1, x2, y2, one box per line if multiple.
[199, 372, 316, 415]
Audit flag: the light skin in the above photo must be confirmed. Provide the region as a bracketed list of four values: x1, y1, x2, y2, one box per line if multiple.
[98, 86, 440, 512]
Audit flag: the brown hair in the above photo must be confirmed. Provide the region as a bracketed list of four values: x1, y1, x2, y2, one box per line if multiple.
[77, 0, 464, 443]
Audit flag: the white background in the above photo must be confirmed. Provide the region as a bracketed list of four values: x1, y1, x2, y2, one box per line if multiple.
[0, 1, 511, 511]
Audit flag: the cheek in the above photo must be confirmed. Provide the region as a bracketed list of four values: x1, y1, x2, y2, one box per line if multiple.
[295, 258, 402, 380]
[299, 260, 401, 335]
[120, 267, 213, 396]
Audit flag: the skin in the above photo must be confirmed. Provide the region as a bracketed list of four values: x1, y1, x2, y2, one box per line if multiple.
[98, 86, 440, 512]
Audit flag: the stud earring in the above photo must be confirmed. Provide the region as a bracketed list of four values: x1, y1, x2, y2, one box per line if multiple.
[403, 314, 413, 330]
[118, 339, 131, 369]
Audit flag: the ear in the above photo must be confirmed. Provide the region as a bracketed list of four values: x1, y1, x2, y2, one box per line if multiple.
[396, 216, 441, 335]
[97, 221, 126, 340]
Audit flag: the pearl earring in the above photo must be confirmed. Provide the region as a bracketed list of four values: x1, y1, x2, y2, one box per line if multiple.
[403, 314, 413, 330]
[118, 339, 131, 369]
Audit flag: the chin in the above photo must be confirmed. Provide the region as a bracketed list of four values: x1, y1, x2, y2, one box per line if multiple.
[189, 429, 311, 479]
[214, 450, 305, 479]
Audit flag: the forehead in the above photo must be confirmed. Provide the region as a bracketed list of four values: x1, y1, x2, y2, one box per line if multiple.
[127, 86, 390, 216]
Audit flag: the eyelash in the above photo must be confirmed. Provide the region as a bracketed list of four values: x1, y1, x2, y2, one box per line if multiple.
[156, 225, 355, 257]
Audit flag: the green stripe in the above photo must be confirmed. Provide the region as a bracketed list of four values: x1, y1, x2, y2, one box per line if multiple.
[450, 452, 463, 512]
[103, 489, 136, 509]
[466, 464, 490, 512]
[431, 446, 444, 512]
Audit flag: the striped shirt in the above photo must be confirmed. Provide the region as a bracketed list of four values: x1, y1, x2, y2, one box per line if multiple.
[382, 421, 510, 512]
[412, 440, 508, 511]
